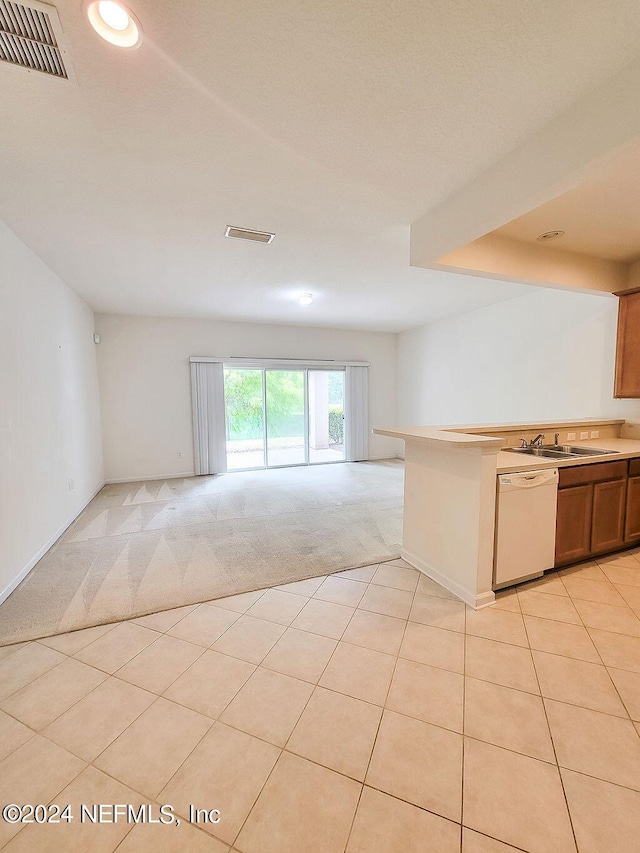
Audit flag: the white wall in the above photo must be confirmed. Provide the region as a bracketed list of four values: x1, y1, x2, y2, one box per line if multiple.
[95, 314, 400, 482]
[398, 287, 640, 427]
[0, 223, 103, 600]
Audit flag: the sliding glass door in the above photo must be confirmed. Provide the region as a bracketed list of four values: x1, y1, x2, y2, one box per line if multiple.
[223, 367, 345, 471]
[308, 370, 345, 464]
[265, 370, 306, 467]
[223, 368, 265, 470]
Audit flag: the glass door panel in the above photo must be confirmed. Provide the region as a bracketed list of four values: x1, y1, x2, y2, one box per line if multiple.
[265, 370, 306, 467]
[308, 370, 345, 464]
[223, 368, 265, 470]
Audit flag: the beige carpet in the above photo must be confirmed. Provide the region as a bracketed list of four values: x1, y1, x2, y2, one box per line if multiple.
[0, 460, 403, 645]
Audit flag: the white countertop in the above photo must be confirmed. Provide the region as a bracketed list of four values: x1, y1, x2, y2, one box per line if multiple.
[443, 418, 624, 434]
[373, 419, 625, 451]
[372, 426, 503, 449]
[373, 423, 640, 472]
[496, 438, 640, 474]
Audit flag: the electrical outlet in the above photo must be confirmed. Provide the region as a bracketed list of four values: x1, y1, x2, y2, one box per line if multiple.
[68, 479, 74, 491]
[591, 430, 599, 439]
[567, 432, 576, 440]
[580, 431, 589, 440]
[177, 451, 182, 459]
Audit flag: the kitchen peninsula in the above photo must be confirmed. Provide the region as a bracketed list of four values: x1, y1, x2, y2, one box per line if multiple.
[374, 419, 640, 609]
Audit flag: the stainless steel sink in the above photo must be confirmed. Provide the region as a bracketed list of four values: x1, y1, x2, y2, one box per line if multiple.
[542, 445, 615, 456]
[505, 447, 576, 459]
[505, 445, 618, 459]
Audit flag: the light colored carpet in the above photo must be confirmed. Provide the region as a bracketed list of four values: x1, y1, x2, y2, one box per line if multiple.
[0, 460, 403, 645]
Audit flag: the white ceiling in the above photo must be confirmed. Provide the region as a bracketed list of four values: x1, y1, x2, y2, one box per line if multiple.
[3, 0, 640, 331]
[495, 138, 640, 263]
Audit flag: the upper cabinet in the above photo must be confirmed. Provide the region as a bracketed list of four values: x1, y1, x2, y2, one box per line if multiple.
[615, 289, 640, 398]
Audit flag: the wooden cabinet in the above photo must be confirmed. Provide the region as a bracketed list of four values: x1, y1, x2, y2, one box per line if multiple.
[591, 479, 626, 553]
[555, 460, 628, 566]
[614, 289, 640, 398]
[625, 474, 640, 541]
[555, 484, 593, 565]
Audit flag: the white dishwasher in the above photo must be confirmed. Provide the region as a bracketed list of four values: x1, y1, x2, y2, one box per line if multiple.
[494, 468, 559, 589]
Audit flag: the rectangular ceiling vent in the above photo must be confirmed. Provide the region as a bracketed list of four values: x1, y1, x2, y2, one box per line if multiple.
[0, 0, 73, 81]
[225, 226, 275, 244]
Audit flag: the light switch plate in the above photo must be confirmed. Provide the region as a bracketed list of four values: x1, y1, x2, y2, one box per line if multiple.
[580, 431, 589, 439]
[591, 430, 599, 438]
[567, 432, 576, 440]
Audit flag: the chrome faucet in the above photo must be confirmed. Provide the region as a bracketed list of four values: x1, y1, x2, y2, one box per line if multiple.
[554, 433, 560, 446]
[530, 434, 545, 447]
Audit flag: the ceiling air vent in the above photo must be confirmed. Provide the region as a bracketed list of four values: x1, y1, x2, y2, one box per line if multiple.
[0, 0, 73, 80]
[225, 226, 275, 244]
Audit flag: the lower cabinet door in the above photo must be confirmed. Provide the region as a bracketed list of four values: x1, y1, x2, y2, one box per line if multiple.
[626, 475, 640, 541]
[555, 484, 593, 566]
[591, 479, 626, 554]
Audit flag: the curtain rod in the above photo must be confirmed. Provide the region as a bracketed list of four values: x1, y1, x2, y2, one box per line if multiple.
[189, 357, 370, 367]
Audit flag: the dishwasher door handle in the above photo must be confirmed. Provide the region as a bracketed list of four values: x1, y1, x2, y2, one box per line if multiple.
[499, 469, 559, 490]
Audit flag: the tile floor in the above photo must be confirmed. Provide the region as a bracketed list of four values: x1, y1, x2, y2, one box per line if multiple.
[2, 554, 640, 851]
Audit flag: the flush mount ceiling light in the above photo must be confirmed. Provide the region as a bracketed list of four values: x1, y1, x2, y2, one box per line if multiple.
[298, 293, 314, 306]
[84, 0, 142, 48]
[224, 226, 275, 244]
[536, 230, 565, 241]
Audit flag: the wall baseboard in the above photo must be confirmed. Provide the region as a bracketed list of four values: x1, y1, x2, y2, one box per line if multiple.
[401, 547, 496, 610]
[105, 471, 196, 484]
[105, 458, 404, 485]
[0, 481, 106, 607]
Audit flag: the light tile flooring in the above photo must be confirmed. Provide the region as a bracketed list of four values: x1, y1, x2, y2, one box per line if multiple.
[2, 554, 640, 851]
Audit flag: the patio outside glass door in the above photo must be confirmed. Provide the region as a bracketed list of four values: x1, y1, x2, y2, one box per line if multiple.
[265, 370, 306, 467]
[223, 368, 265, 470]
[308, 370, 345, 463]
[223, 366, 346, 471]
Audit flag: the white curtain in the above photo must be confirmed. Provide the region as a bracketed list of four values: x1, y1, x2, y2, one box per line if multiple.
[190, 361, 227, 475]
[345, 365, 369, 462]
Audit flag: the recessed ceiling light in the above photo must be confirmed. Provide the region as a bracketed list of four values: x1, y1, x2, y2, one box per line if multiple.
[98, 0, 129, 29]
[84, 0, 143, 48]
[537, 230, 565, 241]
[298, 293, 314, 306]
